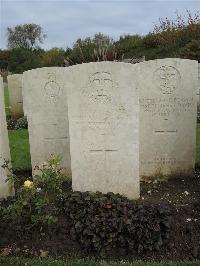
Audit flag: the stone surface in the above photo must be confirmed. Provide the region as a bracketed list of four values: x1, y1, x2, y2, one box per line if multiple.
[22, 67, 71, 175]
[65, 62, 139, 199]
[197, 63, 200, 102]
[137, 58, 198, 178]
[7, 74, 24, 118]
[0, 77, 14, 198]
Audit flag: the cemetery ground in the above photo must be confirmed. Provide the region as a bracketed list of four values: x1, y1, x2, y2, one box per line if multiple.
[0, 84, 200, 264]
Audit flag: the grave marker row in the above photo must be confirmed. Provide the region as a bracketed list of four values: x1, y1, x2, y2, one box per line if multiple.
[0, 58, 198, 199]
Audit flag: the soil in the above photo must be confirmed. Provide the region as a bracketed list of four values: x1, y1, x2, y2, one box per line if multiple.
[0, 170, 199, 261]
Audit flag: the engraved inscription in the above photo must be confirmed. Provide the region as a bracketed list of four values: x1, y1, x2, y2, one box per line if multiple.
[140, 97, 194, 116]
[142, 157, 184, 166]
[44, 137, 68, 141]
[155, 130, 177, 133]
[83, 72, 117, 104]
[44, 73, 60, 101]
[86, 148, 119, 174]
[153, 65, 181, 94]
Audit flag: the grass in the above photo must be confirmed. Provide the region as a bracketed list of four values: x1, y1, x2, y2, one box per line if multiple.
[4, 82, 11, 117]
[8, 129, 31, 171]
[0, 257, 199, 266]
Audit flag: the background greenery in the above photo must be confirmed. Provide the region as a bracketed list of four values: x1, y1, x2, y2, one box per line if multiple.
[0, 11, 199, 76]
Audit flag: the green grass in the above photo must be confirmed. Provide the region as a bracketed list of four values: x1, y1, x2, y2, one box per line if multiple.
[0, 257, 199, 266]
[8, 129, 31, 171]
[4, 82, 11, 117]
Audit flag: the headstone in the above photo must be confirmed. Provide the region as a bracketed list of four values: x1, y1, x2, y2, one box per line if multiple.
[0, 76, 14, 198]
[66, 62, 139, 199]
[137, 58, 198, 178]
[123, 56, 145, 64]
[197, 63, 200, 102]
[22, 67, 71, 175]
[7, 74, 24, 118]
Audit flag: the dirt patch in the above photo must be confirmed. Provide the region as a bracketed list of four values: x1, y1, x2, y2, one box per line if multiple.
[0, 171, 199, 261]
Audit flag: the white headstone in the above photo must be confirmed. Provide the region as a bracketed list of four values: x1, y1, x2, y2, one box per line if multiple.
[22, 67, 71, 175]
[7, 74, 24, 118]
[197, 63, 200, 102]
[0, 77, 14, 198]
[137, 58, 198, 178]
[66, 62, 139, 199]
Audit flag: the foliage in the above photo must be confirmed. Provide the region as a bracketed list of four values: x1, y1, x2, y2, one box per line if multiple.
[116, 34, 144, 58]
[0, 49, 11, 70]
[0, 257, 199, 266]
[41, 48, 66, 67]
[1, 10, 199, 74]
[7, 23, 46, 50]
[6, 117, 16, 130]
[58, 191, 172, 255]
[66, 33, 123, 65]
[8, 48, 42, 73]
[153, 10, 200, 34]
[14, 116, 28, 130]
[180, 40, 200, 61]
[197, 103, 200, 123]
[116, 10, 200, 61]
[1, 155, 69, 231]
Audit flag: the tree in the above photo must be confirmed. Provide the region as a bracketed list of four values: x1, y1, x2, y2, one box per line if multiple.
[7, 24, 47, 50]
[8, 48, 42, 73]
[67, 33, 122, 64]
[180, 40, 200, 61]
[93, 32, 114, 48]
[41, 48, 66, 67]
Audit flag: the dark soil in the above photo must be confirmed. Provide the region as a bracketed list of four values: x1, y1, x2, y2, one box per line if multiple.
[0, 171, 199, 261]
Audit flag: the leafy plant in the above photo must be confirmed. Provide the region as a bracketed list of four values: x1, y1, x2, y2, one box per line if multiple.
[197, 102, 200, 123]
[14, 116, 28, 129]
[58, 191, 172, 255]
[2, 155, 70, 231]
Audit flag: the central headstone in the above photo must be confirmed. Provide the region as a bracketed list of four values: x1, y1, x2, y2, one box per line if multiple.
[65, 62, 139, 199]
[0, 76, 14, 198]
[22, 67, 71, 175]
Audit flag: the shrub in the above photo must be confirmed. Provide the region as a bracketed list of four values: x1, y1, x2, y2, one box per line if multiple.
[197, 103, 200, 123]
[14, 116, 28, 129]
[1, 155, 70, 231]
[58, 191, 172, 255]
[6, 117, 17, 130]
[8, 48, 42, 74]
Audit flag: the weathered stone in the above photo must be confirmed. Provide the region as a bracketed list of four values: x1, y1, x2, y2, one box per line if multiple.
[22, 67, 71, 175]
[197, 63, 200, 102]
[65, 62, 139, 199]
[0, 77, 14, 198]
[7, 74, 24, 118]
[137, 58, 198, 178]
